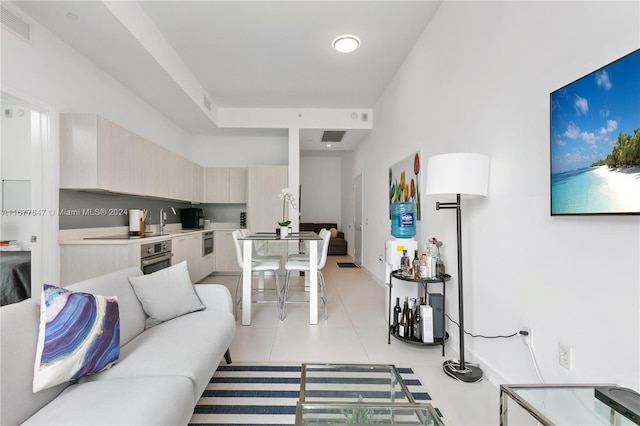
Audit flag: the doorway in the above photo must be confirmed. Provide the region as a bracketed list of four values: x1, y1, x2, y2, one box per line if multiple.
[353, 173, 363, 266]
[1, 90, 58, 303]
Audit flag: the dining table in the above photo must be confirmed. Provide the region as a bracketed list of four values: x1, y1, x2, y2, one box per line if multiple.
[237, 231, 322, 326]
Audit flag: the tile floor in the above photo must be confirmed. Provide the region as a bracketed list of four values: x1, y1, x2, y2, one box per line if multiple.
[200, 255, 535, 425]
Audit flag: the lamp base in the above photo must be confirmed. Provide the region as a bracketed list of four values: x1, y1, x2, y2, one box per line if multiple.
[443, 360, 483, 383]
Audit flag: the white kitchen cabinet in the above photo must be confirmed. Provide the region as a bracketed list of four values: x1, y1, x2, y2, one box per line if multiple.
[229, 167, 247, 203]
[205, 168, 229, 203]
[60, 113, 203, 203]
[247, 165, 287, 233]
[202, 253, 214, 279]
[60, 243, 141, 286]
[213, 230, 241, 272]
[172, 233, 199, 282]
[172, 232, 213, 282]
[205, 167, 246, 203]
[190, 162, 205, 203]
[190, 233, 204, 281]
[171, 235, 190, 267]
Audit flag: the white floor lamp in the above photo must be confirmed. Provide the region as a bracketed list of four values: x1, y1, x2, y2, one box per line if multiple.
[426, 153, 489, 383]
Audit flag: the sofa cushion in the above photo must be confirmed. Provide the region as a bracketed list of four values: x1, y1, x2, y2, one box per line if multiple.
[81, 307, 235, 404]
[329, 227, 338, 238]
[127, 261, 205, 329]
[68, 267, 145, 346]
[33, 284, 120, 392]
[23, 375, 195, 425]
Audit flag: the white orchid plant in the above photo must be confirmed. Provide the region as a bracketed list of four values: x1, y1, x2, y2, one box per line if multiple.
[278, 188, 297, 227]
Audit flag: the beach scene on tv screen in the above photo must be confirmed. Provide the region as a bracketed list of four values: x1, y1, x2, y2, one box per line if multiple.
[551, 49, 640, 215]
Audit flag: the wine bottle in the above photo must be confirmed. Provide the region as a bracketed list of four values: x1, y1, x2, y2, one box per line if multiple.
[419, 245, 428, 279]
[399, 298, 408, 337]
[427, 243, 437, 279]
[412, 249, 420, 279]
[400, 250, 410, 276]
[393, 297, 401, 334]
[413, 302, 422, 342]
[407, 298, 414, 340]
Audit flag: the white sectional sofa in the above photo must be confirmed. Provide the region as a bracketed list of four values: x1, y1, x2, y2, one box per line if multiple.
[0, 266, 236, 425]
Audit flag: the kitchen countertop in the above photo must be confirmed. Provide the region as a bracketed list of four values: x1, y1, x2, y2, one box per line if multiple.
[59, 223, 241, 245]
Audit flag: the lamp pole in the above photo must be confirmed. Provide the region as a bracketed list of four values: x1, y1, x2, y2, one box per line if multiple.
[436, 194, 483, 382]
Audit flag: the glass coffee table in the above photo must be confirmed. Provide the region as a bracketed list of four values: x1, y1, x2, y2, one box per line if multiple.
[500, 384, 639, 425]
[296, 363, 444, 425]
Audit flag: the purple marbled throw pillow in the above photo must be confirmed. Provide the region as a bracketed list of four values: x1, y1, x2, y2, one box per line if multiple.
[33, 284, 120, 392]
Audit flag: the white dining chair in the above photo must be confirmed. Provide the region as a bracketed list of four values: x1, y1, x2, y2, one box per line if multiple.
[232, 230, 282, 319]
[280, 229, 330, 320]
[241, 228, 283, 265]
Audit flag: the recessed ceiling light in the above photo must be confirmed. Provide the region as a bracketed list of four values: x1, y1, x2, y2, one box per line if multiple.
[326, 144, 332, 148]
[332, 35, 360, 53]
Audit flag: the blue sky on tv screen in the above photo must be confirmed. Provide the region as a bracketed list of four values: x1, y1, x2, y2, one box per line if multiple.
[551, 50, 640, 174]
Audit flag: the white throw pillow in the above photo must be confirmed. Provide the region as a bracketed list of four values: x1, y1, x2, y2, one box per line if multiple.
[127, 261, 205, 329]
[33, 284, 120, 392]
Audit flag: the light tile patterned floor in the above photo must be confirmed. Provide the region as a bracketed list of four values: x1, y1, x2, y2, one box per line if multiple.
[200, 255, 510, 425]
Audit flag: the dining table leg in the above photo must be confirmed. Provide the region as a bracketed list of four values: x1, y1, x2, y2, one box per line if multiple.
[242, 239, 253, 325]
[309, 239, 318, 325]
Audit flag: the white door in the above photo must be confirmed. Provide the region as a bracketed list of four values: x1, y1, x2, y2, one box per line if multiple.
[1, 91, 58, 302]
[354, 174, 363, 265]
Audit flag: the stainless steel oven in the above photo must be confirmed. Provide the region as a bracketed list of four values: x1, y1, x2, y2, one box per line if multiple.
[203, 231, 213, 256]
[141, 240, 172, 274]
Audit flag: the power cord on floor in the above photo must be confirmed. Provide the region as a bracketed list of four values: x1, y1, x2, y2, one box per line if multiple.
[445, 315, 545, 383]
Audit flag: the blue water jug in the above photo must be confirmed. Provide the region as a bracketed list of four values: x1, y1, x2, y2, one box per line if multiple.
[391, 202, 416, 238]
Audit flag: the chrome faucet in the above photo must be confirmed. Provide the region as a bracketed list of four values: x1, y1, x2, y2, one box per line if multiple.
[159, 207, 177, 234]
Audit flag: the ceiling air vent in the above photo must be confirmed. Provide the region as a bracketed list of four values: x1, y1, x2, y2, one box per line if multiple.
[321, 130, 346, 143]
[1, 5, 31, 43]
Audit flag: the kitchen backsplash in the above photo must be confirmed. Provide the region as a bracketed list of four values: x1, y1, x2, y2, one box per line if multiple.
[59, 190, 244, 229]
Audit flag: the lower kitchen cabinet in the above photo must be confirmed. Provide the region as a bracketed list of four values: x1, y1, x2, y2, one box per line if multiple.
[213, 230, 241, 273]
[60, 243, 141, 286]
[172, 233, 213, 283]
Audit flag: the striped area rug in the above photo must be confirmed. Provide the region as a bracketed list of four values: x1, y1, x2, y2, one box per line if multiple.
[189, 363, 446, 425]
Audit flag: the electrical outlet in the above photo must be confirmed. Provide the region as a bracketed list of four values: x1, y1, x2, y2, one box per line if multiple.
[559, 344, 573, 370]
[521, 327, 533, 348]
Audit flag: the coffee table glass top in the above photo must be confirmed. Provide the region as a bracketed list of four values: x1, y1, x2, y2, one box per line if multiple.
[300, 364, 415, 404]
[296, 402, 442, 425]
[501, 384, 637, 425]
[298, 364, 444, 425]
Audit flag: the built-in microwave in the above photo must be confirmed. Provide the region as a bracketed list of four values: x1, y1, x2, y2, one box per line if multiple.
[181, 208, 204, 229]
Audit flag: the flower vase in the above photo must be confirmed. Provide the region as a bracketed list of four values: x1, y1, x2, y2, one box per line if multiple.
[280, 226, 288, 238]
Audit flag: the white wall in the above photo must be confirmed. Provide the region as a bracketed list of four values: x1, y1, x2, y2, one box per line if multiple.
[299, 154, 342, 226]
[1, 10, 190, 157]
[348, 1, 640, 388]
[189, 135, 288, 167]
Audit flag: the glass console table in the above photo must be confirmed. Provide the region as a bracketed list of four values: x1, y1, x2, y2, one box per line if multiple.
[500, 384, 639, 425]
[296, 363, 444, 425]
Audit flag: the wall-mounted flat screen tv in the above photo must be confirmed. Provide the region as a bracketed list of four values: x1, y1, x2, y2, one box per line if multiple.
[550, 48, 639, 215]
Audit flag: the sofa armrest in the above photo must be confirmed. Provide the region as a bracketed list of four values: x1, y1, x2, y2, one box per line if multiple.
[194, 284, 233, 315]
[336, 231, 345, 239]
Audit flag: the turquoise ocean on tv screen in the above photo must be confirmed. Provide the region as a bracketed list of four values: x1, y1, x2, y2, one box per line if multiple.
[551, 167, 623, 214]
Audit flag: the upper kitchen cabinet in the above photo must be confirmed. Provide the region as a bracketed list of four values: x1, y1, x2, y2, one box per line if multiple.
[205, 167, 247, 203]
[60, 114, 203, 202]
[246, 165, 287, 232]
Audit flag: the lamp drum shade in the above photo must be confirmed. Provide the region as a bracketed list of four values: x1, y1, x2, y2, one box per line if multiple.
[425, 153, 489, 198]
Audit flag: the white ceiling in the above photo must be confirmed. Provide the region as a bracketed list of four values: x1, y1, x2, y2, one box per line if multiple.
[10, 1, 442, 150]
